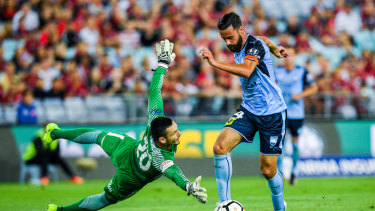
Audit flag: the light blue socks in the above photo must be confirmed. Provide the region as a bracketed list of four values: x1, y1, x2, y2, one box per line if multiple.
[267, 170, 285, 211]
[214, 153, 232, 202]
[291, 142, 299, 175]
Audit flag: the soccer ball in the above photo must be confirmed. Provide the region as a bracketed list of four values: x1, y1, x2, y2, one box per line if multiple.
[214, 200, 245, 211]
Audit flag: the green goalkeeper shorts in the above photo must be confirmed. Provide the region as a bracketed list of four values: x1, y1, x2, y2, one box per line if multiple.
[98, 131, 145, 202]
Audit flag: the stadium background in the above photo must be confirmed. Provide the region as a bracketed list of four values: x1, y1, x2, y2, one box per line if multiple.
[0, 0, 375, 183]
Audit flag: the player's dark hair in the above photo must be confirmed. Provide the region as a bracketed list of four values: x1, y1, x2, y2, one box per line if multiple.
[217, 12, 242, 30]
[150, 117, 173, 141]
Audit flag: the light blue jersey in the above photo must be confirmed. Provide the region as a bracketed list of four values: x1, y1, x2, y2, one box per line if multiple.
[275, 66, 315, 119]
[234, 35, 286, 116]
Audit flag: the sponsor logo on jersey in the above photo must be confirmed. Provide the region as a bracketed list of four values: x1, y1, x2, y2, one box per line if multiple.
[152, 109, 163, 116]
[225, 111, 245, 126]
[247, 48, 260, 59]
[161, 160, 174, 172]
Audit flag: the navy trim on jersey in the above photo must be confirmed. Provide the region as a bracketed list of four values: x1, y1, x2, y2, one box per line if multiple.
[257, 60, 270, 77]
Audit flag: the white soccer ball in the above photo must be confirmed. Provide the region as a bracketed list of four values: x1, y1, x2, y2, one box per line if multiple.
[214, 200, 245, 211]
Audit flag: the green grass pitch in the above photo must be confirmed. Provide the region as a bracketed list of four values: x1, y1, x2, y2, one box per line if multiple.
[0, 176, 374, 211]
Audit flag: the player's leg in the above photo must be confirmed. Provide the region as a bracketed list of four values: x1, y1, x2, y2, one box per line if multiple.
[50, 154, 84, 184]
[26, 155, 50, 185]
[277, 119, 291, 176]
[50, 154, 74, 177]
[260, 154, 285, 211]
[47, 175, 126, 211]
[290, 136, 299, 185]
[213, 128, 242, 202]
[47, 192, 115, 211]
[258, 110, 286, 211]
[44, 123, 102, 145]
[214, 107, 255, 203]
[289, 119, 303, 185]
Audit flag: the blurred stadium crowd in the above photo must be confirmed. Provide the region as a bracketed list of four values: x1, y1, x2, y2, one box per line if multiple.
[1, 0, 375, 124]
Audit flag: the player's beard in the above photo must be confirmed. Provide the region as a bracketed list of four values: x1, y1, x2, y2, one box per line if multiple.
[227, 35, 243, 53]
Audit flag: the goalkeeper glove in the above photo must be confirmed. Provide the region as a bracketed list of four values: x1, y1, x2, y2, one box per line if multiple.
[156, 39, 176, 70]
[186, 176, 207, 204]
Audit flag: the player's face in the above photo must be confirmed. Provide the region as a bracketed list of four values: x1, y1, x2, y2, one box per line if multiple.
[285, 48, 296, 65]
[165, 121, 182, 145]
[219, 25, 244, 53]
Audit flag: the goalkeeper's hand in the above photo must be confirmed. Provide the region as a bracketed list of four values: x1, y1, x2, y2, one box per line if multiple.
[156, 39, 176, 69]
[186, 176, 207, 204]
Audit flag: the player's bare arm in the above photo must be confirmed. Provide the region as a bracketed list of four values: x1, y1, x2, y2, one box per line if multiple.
[200, 47, 257, 78]
[292, 84, 318, 101]
[257, 36, 289, 58]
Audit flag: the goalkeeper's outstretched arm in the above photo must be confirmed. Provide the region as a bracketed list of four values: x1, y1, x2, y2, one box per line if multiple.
[147, 39, 176, 126]
[147, 67, 167, 126]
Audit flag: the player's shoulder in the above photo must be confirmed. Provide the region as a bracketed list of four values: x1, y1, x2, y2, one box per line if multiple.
[295, 65, 305, 70]
[244, 35, 264, 49]
[244, 35, 267, 59]
[276, 65, 286, 70]
[275, 65, 288, 73]
[291, 66, 306, 73]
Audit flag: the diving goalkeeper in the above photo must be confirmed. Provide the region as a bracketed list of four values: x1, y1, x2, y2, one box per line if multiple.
[46, 39, 207, 211]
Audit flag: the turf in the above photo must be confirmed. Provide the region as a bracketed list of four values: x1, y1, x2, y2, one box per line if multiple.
[0, 176, 374, 211]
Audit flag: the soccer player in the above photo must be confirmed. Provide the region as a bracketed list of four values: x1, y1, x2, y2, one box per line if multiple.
[46, 39, 207, 211]
[200, 12, 289, 211]
[275, 46, 318, 185]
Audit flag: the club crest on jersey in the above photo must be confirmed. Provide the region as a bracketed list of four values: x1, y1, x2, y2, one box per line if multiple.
[270, 136, 278, 147]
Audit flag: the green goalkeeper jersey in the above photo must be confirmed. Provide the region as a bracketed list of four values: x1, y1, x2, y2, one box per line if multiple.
[101, 67, 189, 201]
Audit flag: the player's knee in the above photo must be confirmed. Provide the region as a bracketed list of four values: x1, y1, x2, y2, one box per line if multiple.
[260, 165, 275, 179]
[104, 192, 118, 205]
[213, 142, 228, 155]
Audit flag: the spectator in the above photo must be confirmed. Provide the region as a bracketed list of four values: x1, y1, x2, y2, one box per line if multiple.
[0, 0, 17, 21]
[0, 62, 19, 94]
[108, 44, 122, 68]
[304, 13, 322, 37]
[0, 47, 7, 72]
[100, 20, 118, 47]
[139, 20, 161, 47]
[17, 90, 37, 124]
[295, 31, 313, 53]
[12, 2, 39, 34]
[118, 21, 141, 51]
[25, 31, 40, 55]
[37, 58, 60, 92]
[39, 21, 59, 47]
[12, 47, 33, 74]
[63, 61, 88, 97]
[61, 21, 80, 47]
[335, 2, 362, 36]
[79, 16, 100, 53]
[45, 78, 66, 99]
[286, 15, 302, 36]
[361, 0, 375, 29]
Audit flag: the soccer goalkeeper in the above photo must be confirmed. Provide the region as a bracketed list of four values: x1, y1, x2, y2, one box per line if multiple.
[46, 39, 207, 211]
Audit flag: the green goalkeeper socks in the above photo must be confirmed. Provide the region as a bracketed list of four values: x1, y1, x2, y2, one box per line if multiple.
[52, 129, 102, 145]
[60, 199, 88, 211]
[61, 192, 111, 211]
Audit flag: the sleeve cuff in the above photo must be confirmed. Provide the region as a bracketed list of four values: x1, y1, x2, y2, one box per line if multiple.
[157, 63, 168, 70]
[185, 182, 191, 192]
